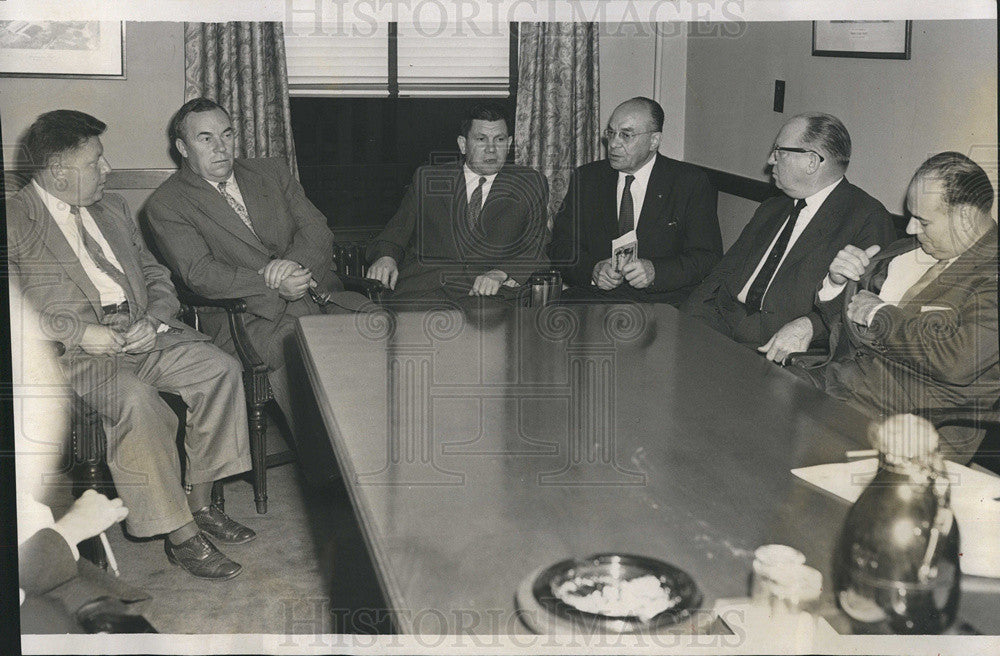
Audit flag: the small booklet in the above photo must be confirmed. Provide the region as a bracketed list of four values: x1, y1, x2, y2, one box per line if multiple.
[611, 230, 638, 273]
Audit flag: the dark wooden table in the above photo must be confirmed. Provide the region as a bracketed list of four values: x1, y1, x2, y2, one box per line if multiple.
[297, 300, 999, 639]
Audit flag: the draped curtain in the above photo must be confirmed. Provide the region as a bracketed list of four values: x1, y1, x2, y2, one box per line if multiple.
[514, 23, 601, 225]
[184, 22, 298, 177]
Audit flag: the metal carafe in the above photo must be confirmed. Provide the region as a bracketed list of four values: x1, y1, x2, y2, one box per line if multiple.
[832, 414, 960, 634]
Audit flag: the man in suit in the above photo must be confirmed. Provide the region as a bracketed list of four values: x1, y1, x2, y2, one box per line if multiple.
[365, 102, 548, 299]
[548, 97, 722, 305]
[146, 98, 366, 485]
[8, 110, 255, 581]
[794, 152, 998, 463]
[682, 113, 896, 358]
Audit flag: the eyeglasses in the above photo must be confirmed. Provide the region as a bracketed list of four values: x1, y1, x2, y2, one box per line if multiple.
[603, 128, 657, 146]
[771, 146, 825, 162]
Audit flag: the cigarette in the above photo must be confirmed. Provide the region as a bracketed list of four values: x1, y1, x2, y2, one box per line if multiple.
[99, 531, 120, 577]
[846, 449, 878, 459]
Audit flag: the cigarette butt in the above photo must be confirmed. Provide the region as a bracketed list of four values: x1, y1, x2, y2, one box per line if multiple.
[846, 449, 878, 459]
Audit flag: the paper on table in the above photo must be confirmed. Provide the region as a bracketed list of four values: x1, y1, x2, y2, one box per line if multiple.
[791, 459, 1000, 578]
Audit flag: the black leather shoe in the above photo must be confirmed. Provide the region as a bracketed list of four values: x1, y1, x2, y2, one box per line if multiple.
[164, 533, 242, 581]
[192, 505, 257, 544]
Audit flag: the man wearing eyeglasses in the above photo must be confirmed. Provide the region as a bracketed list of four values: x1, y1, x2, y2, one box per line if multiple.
[366, 102, 548, 298]
[682, 113, 895, 359]
[548, 97, 723, 305]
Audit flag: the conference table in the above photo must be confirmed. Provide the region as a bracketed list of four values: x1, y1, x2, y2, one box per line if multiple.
[297, 299, 999, 642]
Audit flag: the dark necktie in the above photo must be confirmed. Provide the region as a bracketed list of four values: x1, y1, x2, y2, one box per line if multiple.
[218, 180, 260, 240]
[467, 176, 486, 230]
[618, 174, 636, 235]
[71, 205, 130, 293]
[745, 198, 807, 311]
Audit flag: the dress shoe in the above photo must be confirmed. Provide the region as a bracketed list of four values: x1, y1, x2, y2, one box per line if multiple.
[192, 504, 257, 544]
[164, 533, 242, 581]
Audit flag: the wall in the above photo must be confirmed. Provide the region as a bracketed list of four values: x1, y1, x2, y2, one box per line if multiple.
[1, 22, 184, 174]
[685, 19, 998, 221]
[599, 23, 686, 159]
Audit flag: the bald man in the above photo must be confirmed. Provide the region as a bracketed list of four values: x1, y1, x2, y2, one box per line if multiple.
[548, 96, 723, 305]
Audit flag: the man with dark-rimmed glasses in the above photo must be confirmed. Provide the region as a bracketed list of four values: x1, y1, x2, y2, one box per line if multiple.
[683, 112, 895, 358]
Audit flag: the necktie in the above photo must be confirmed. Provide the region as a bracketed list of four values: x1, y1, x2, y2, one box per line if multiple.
[467, 176, 487, 230]
[71, 206, 130, 294]
[618, 174, 636, 235]
[898, 259, 949, 306]
[745, 198, 808, 311]
[218, 181, 259, 239]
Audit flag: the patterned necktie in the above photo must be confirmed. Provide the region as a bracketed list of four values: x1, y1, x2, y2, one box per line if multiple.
[467, 176, 487, 230]
[618, 174, 636, 235]
[898, 259, 949, 306]
[745, 198, 808, 311]
[71, 205, 130, 293]
[218, 180, 259, 239]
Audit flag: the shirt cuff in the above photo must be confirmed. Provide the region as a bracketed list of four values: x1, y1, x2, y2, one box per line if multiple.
[865, 302, 890, 327]
[817, 275, 847, 302]
[50, 525, 81, 561]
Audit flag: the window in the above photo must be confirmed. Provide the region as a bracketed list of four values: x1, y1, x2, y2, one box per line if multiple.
[284, 20, 513, 97]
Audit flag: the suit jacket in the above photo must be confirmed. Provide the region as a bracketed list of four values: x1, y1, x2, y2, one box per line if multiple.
[145, 158, 362, 357]
[547, 154, 722, 305]
[817, 227, 999, 462]
[367, 162, 549, 295]
[19, 528, 149, 620]
[682, 178, 896, 347]
[6, 183, 207, 356]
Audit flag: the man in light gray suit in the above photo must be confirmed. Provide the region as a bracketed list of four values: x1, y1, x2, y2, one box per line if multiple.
[8, 110, 256, 581]
[145, 98, 365, 486]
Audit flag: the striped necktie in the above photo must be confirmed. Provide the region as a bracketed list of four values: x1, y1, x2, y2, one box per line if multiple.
[71, 205, 129, 294]
[467, 176, 486, 230]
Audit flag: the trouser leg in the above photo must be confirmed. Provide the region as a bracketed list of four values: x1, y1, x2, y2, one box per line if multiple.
[69, 355, 192, 538]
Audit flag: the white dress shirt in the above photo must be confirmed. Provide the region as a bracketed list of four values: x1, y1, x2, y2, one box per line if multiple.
[463, 165, 498, 209]
[206, 172, 248, 207]
[737, 177, 845, 304]
[616, 154, 657, 228]
[34, 180, 127, 305]
[818, 247, 955, 323]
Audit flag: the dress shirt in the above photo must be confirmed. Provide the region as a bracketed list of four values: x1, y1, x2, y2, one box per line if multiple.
[463, 165, 498, 208]
[616, 154, 657, 228]
[818, 247, 956, 324]
[33, 180, 127, 306]
[737, 176, 845, 304]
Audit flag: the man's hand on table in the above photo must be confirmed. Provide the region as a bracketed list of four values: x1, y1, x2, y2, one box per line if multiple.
[469, 270, 509, 296]
[758, 316, 814, 364]
[623, 259, 655, 289]
[592, 259, 624, 290]
[366, 256, 398, 290]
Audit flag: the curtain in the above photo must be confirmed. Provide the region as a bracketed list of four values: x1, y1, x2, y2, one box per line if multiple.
[514, 23, 601, 226]
[184, 22, 298, 177]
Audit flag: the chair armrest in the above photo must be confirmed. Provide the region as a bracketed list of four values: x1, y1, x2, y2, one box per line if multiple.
[176, 289, 248, 314]
[175, 289, 267, 372]
[786, 348, 830, 368]
[337, 273, 390, 302]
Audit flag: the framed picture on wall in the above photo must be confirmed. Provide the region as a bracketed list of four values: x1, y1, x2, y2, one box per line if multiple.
[812, 20, 911, 60]
[0, 21, 125, 78]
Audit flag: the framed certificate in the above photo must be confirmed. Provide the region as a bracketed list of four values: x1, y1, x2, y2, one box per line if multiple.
[0, 21, 126, 78]
[812, 20, 911, 60]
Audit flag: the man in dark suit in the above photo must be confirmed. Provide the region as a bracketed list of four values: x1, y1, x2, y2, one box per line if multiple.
[795, 152, 998, 463]
[8, 110, 255, 581]
[548, 97, 722, 305]
[146, 98, 366, 485]
[365, 102, 548, 299]
[682, 113, 896, 359]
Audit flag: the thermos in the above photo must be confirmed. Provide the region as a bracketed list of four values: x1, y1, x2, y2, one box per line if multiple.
[832, 415, 960, 634]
